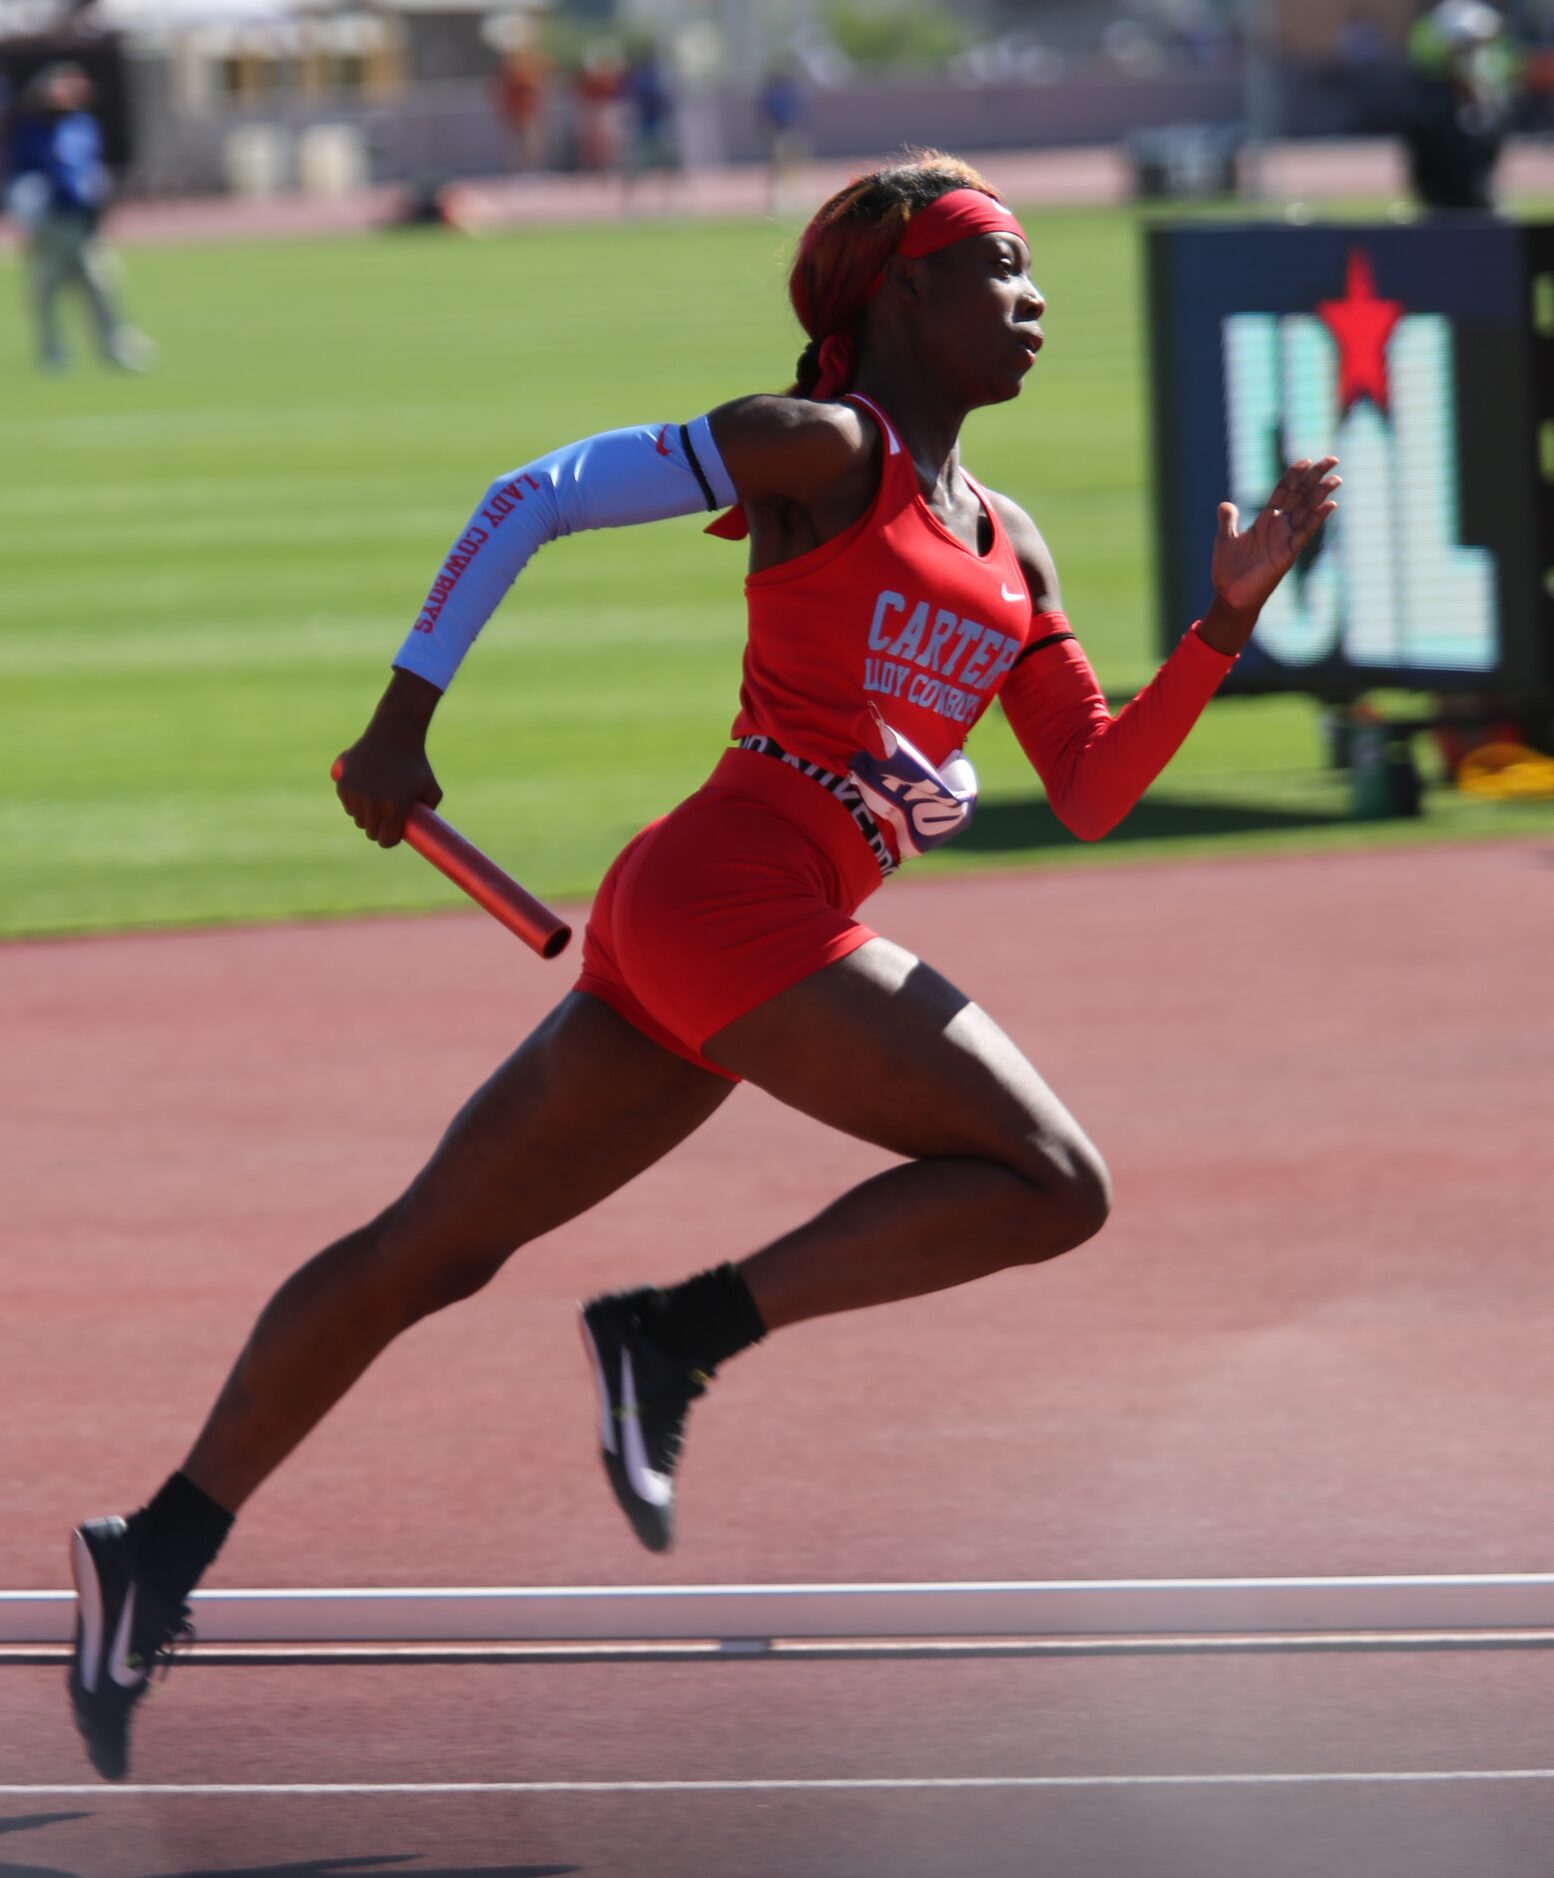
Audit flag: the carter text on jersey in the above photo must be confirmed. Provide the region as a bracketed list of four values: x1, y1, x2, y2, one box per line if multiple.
[864, 589, 1022, 725]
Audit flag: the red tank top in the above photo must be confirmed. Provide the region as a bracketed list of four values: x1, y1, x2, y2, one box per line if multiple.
[730, 393, 1033, 775]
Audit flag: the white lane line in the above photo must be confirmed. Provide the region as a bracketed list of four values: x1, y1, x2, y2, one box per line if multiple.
[14, 1576, 1554, 1646]
[5, 1771, 1554, 1796]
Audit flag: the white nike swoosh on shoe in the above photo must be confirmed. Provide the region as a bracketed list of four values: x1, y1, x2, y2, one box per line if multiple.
[1001, 583, 1025, 604]
[72, 1529, 104, 1696]
[582, 1316, 618, 1456]
[618, 1348, 673, 1508]
[108, 1583, 147, 1689]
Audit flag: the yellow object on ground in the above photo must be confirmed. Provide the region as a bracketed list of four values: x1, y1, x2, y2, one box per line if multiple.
[1456, 742, 1554, 800]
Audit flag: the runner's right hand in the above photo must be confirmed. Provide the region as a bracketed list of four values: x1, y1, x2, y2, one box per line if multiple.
[332, 736, 443, 849]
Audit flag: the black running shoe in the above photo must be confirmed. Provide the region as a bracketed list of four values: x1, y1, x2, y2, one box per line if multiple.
[579, 1290, 712, 1554]
[68, 1516, 191, 1780]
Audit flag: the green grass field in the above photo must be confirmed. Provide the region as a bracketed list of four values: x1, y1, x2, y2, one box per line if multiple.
[2, 205, 1549, 940]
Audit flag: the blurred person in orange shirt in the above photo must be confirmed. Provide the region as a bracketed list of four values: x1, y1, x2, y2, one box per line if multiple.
[495, 40, 553, 172]
[571, 40, 623, 173]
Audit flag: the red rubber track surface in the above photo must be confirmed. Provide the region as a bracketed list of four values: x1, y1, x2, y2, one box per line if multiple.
[3, 838, 1553, 1874]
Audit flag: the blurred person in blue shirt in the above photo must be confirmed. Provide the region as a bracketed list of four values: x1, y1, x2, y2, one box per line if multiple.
[4, 61, 149, 371]
[756, 61, 810, 215]
[623, 44, 676, 175]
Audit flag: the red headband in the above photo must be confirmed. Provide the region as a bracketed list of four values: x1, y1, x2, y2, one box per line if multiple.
[879, 187, 1028, 274]
[706, 187, 1028, 540]
[835, 189, 1028, 387]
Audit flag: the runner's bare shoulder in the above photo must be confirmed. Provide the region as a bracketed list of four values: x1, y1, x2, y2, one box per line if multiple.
[708, 395, 877, 507]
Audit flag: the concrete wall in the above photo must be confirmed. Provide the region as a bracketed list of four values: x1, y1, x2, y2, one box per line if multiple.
[744, 69, 1247, 163]
[124, 61, 1252, 196]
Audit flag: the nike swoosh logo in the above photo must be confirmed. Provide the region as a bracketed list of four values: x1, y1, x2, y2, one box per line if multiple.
[1001, 583, 1026, 605]
[108, 1584, 147, 1689]
[72, 1529, 104, 1695]
[618, 1349, 672, 1508]
[655, 425, 672, 457]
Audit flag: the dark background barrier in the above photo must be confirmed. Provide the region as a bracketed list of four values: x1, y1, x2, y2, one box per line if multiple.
[1147, 219, 1554, 706]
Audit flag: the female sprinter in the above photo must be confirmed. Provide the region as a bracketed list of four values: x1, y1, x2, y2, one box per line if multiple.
[69, 151, 1338, 1777]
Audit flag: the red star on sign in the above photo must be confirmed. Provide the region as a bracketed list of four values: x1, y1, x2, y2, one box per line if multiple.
[1316, 249, 1406, 414]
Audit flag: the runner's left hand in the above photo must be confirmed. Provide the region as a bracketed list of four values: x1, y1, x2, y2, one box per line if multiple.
[1211, 457, 1340, 620]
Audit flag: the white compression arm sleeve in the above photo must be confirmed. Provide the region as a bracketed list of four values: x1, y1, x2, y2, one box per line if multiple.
[391, 414, 737, 692]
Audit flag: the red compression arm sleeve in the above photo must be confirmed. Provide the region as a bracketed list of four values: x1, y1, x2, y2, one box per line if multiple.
[999, 613, 1235, 841]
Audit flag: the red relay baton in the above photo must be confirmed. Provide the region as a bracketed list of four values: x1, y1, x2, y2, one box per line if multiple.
[331, 760, 571, 960]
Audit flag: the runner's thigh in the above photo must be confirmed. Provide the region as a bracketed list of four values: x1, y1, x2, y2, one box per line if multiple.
[703, 936, 1105, 1193]
[392, 988, 735, 1257]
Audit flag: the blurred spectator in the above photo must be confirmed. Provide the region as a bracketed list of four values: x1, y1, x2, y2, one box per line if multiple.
[756, 60, 809, 214]
[3, 61, 148, 372]
[1332, 6, 1394, 132]
[571, 40, 623, 174]
[1403, 0, 1523, 210]
[494, 40, 553, 173]
[622, 42, 677, 184]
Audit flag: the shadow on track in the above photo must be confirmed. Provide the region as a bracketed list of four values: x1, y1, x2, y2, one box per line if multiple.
[956, 794, 1350, 854]
[0, 1810, 93, 1878]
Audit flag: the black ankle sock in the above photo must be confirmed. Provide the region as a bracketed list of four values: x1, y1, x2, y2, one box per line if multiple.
[648, 1262, 767, 1372]
[127, 1471, 234, 1610]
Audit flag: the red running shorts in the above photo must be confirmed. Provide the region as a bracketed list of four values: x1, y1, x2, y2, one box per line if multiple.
[575, 747, 883, 1079]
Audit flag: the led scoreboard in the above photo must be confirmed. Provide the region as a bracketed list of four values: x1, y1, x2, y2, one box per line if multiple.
[1146, 221, 1554, 699]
